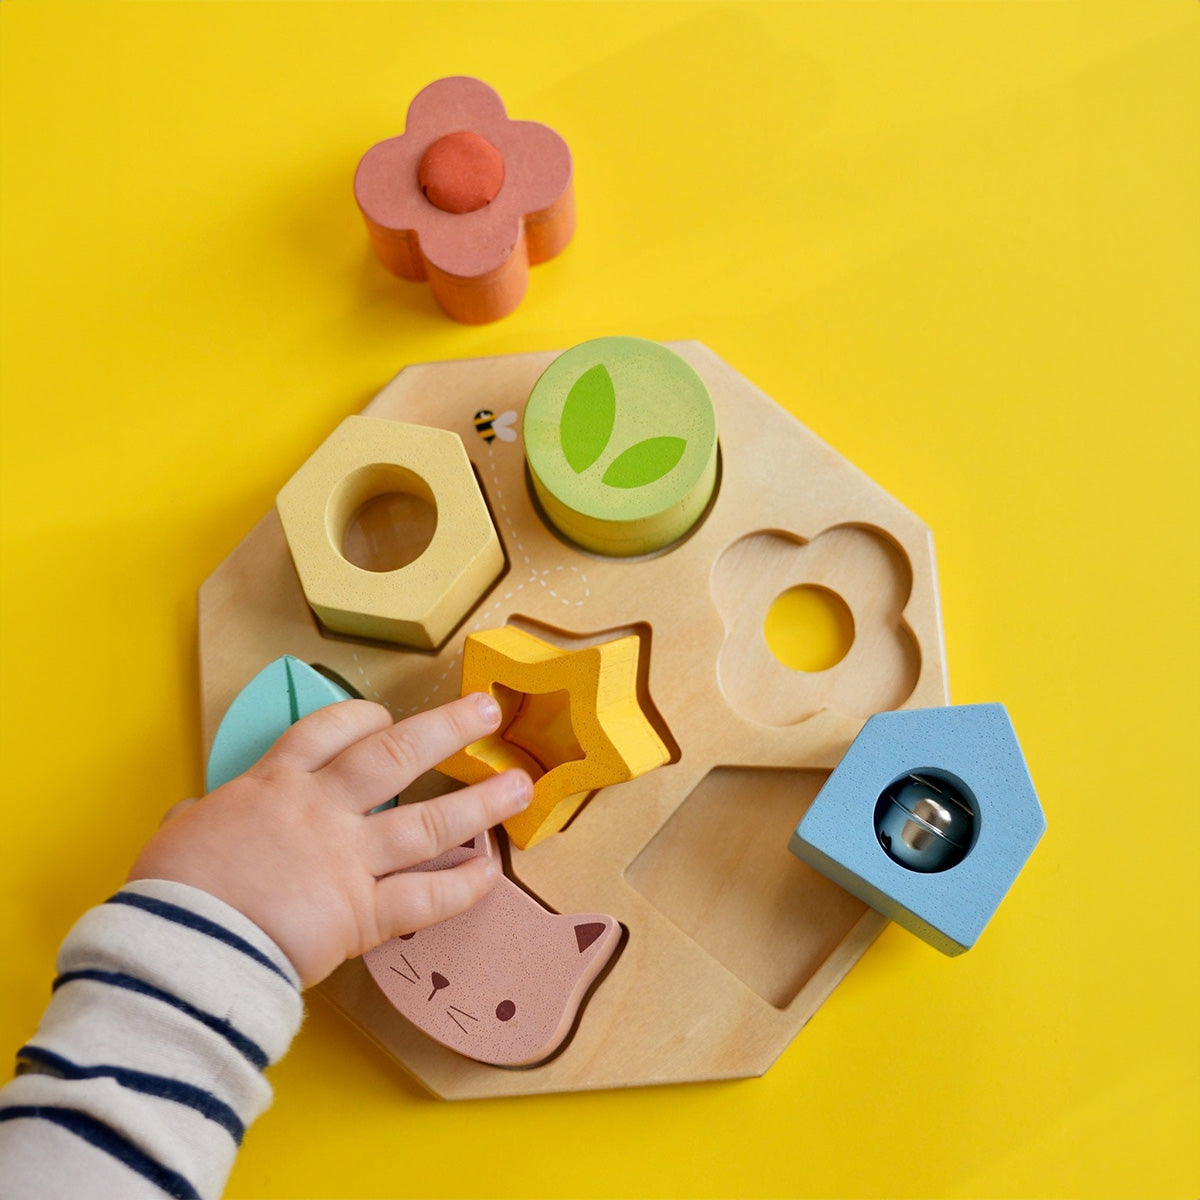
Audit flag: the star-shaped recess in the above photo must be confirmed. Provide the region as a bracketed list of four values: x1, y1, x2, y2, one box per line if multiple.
[438, 626, 670, 849]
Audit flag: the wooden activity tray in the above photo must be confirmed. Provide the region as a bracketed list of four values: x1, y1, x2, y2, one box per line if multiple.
[198, 341, 948, 1099]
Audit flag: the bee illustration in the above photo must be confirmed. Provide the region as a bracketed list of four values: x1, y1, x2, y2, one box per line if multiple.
[473, 409, 519, 444]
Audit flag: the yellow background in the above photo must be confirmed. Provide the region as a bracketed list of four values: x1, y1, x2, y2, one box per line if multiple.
[2, 2, 1197, 1197]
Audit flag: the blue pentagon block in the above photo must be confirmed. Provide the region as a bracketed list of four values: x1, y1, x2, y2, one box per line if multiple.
[206, 656, 354, 791]
[789, 704, 1045, 955]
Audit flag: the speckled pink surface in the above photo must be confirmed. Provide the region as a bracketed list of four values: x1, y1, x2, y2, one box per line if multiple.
[363, 832, 620, 1067]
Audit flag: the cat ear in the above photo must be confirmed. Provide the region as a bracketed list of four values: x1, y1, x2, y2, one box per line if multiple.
[457, 831, 497, 858]
[407, 830, 493, 875]
[566, 915, 619, 975]
[574, 922, 606, 953]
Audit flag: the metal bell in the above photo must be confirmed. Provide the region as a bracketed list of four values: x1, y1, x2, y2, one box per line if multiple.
[875, 773, 975, 873]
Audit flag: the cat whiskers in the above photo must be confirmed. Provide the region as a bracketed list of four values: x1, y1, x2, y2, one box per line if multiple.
[446, 1006, 478, 1035]
[388, 954, 420, 984]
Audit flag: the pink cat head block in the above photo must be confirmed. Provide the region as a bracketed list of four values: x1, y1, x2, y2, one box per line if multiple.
[364, 833, 621, 1067]
[354, 76, 575, 324]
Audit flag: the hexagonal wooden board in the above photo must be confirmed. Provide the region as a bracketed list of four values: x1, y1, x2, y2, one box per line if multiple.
[197, 341, 949, 1099]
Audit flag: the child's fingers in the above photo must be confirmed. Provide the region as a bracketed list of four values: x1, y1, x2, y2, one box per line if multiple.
[320, 693, 502, 810]
[366, 770, 532, 876]
[261, 700, 394, 774]
[373, 853, 500, 942]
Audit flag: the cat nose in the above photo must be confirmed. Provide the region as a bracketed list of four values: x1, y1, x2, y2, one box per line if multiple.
[427, 972, 450, 1002]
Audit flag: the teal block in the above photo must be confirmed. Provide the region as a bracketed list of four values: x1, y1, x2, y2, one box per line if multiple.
[789, 704, 1045, 955]
[205, 656, 353, 791]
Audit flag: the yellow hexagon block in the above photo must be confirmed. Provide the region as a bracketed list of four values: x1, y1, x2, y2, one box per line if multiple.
[276, 415, 504, 649]
[438, 625, 670, 849]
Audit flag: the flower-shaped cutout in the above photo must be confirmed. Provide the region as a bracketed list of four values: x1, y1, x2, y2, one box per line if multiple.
[712, 525, 921, 725]
[438, 626, 669, 849]
[354, 76, 574, 324]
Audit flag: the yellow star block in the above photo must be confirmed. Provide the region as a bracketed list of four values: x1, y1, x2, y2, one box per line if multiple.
[438, 626, 670, 849]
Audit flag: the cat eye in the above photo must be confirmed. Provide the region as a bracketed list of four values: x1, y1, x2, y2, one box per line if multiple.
[495, 1000, 516, 1021]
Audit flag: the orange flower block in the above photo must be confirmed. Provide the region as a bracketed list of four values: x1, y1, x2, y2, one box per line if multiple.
[354, 76, 575, 324]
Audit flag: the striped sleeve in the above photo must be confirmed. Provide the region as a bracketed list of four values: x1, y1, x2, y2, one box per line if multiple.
[0, 879, 304, 1199]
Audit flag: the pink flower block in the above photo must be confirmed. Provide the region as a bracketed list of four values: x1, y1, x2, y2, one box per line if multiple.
[355, 76, 575, 324]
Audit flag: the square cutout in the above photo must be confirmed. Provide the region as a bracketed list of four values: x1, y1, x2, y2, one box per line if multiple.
[625, 767, 869, 1009]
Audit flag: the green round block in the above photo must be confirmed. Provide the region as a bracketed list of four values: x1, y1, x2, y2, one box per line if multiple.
[523, 337, 718, 556]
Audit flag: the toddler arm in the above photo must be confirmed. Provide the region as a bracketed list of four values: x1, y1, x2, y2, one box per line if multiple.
[0, 880, 303, 1199]
[0, 693, 530, 1198]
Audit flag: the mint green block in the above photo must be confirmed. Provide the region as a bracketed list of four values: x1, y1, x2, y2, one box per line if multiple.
[205, 656, 353, 791]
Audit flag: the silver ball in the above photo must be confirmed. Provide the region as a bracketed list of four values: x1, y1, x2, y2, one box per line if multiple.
[875, 774, 974, 873]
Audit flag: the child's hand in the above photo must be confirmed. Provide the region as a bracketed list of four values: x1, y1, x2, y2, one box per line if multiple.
[127, 693, 531, 987]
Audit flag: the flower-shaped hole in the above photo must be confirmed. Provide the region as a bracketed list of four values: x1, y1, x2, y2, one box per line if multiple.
[475, 685, 585, 784]
[329, 463, 438, 574]
[764, 585, 855, 672]
[713, 526, 920, 726]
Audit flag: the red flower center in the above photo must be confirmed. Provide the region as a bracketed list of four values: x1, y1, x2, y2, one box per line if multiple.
[418, 131, 505, 214]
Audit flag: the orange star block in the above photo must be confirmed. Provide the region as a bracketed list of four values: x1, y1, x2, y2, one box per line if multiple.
[438, 627, 670, 849]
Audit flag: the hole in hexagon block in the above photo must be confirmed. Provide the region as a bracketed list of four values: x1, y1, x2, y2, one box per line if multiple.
[277, 417, 507, 651]
[625, 766, 869, 1009]
[335, 464, 438, 573]
[477, 685, 585, 783]
[764, 585, 855, 672]
[310, 461, 512, 656]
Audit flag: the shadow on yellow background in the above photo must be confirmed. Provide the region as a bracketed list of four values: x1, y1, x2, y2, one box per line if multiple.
[1, 2, 1197, 1198]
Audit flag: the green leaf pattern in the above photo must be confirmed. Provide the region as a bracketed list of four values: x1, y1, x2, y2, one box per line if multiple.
[560, 364, 615, 473]
[602, 437, 688, 489]
[560, 366, 688, 489]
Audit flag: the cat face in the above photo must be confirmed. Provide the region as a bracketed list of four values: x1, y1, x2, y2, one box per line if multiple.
[363, 833, 621, 1067]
